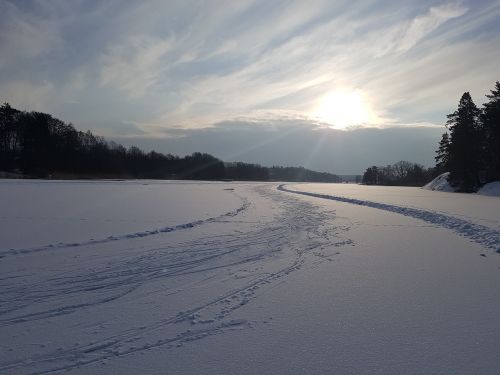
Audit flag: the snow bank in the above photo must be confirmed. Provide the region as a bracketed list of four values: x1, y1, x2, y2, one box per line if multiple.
[478, 181, 500, 196]
[422, 172, 456, 192]
[423, 172, 500, 196]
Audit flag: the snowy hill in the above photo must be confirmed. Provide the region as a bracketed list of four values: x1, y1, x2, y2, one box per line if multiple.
[423, 172, 500, 196]
[478, 181, 500, 196]
[422, 172, 456, 192]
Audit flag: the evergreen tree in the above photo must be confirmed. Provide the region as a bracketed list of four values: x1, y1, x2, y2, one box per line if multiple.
[480, 81, 500, 182]
[446, 92, 482, 192]
[0, 103, 20, 171]
[435, 132, 450, 174]
[362, 166, 378, 185]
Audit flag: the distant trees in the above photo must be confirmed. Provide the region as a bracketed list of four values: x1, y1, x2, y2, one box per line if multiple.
[0, 103, 341, 182]
[225, 162, 269, 181]
[362, 161, 434, 186]
[0, 103, 225, 179]
[269, 166, 341, 182]
[181, 152, 225, 180]
[362, 166, 379, 185]
[435, 81, 500, 192]
[0, 103, 230, 180]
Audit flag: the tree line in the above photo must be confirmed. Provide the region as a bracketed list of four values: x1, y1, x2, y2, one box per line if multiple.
[435, 81, 500, 192]
[269, 166, 341, 182]
[362, 160, 435, 186]
[0, 103, 340, 182]
[361, 80, 500, 190]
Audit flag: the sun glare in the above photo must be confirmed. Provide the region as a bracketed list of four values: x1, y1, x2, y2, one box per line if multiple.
[312, 89, 376, 129]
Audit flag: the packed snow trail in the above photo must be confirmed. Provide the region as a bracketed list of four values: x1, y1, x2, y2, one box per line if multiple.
[0, 184, 351, 374]
[279, 184, 500, 253]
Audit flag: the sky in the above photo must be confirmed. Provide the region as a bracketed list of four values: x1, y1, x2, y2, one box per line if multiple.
[1, 0, 500, 174]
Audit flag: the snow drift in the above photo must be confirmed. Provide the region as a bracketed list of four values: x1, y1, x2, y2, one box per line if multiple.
[423, 172, 500, 196]
[477, 181, 500, 196]
[422, 172, 456, 192]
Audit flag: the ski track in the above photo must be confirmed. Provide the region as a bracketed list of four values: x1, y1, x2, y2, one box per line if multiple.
[0, 194, 250, 258]
[278, 184, 500, 253]
[0, 185, 351, 374]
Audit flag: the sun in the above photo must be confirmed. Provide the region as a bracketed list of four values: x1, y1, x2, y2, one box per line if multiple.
[311, 89, 376, 129]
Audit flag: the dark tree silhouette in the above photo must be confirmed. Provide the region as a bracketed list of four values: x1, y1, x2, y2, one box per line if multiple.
[435, 132, 450, 174]
[225, 162, 269, 181]
[446, 92, 482, 192]
[480, 81, 500, 182]
[0, 103, 21, 171]
[0, 103, 340, 182]
[0, 104, 228, 179]
[362, 166, 379, 185]
[362, 162, 434, 186]
[269, 166, 341, 182]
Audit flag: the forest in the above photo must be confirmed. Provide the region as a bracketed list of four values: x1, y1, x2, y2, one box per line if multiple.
[362, 80, 500, 191]
[0, 103, 340, 182]
[361, 161, 435, 187]
[434, 81, 500, 192]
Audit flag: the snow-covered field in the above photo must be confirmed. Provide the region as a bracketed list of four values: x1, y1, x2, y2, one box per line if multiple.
[1, 179, 500, 374]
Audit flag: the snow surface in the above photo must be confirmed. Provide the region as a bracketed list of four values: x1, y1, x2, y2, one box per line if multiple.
[1, 180, 500, 374]
[279, 184, 500, 253]
[478, 181, 500, 196]
[289, 182, 500, 231]
[423, 172, 500, 197]
[0, 179, 243, 250]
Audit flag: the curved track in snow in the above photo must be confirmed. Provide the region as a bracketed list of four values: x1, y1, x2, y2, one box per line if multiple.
[0, 194, 250, 258]
[278, 184, 500, 253]
[0, 185, 351, 374]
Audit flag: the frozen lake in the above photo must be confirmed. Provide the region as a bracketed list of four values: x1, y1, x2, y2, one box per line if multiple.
[1, 180, 500, 374]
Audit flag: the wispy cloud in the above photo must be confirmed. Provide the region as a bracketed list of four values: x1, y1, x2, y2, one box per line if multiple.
[396, 2, 468, 52]
[0, 1, 62, 69]
[140, 1, 486, 130]
[1, 0, 499, 137]
[99, 35, 174, 97]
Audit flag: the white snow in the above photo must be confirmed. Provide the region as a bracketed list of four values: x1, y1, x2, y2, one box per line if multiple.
[478, 181, 500, 196]
[1, 179, 500, 374]
[279, 184, 500, 252]
[0, 179, 243, 250]
[422, 172, 500, 197]
[422, 172, 456, 192]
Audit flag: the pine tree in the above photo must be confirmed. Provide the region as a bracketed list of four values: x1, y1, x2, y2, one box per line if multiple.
[480, 81, 500, 182]
[0, 103, 20, 171]
[435, 132, 450, 174]
[446, 92, 482, 192]
[362, 166, 379, 185]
